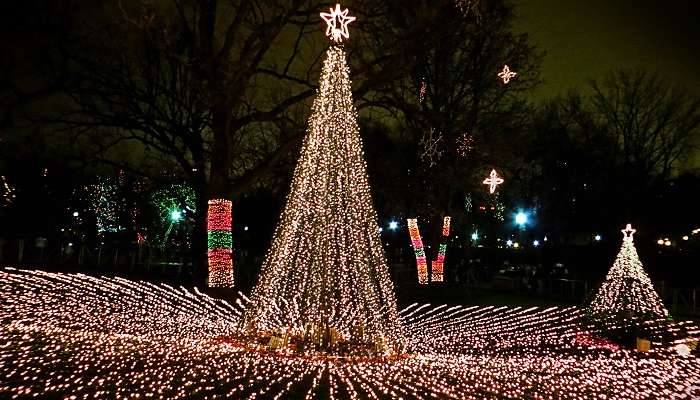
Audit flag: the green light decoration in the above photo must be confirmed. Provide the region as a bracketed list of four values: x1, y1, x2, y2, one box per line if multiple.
[151, 184, 196, 217]
[170, 209, 183, 222]
[84, 177, 121, 234]
[207, 229, 233, 249]
[150, 184, 196, 246]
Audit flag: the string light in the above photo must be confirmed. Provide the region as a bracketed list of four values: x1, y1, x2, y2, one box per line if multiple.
[418, 79, 427, 103]
[464, 193, 472, 212]
[2, 266, 698, 399]
[208, 199, 233, 288]
[0, 175, 16, 207]
[456, 132, 474, 157]
[498, 64, 517, 84]
[150, 183, 196, 244]
[431, 217, 451, 283]
[407, 218, 428, 284]
[455, 0, 481, 20]
[244, 19, 403, 350]
[420, 128, 444, 167]
[85, 177, 120, 234]
[589, 224, 669, 319]
[482, 169, 504, 193]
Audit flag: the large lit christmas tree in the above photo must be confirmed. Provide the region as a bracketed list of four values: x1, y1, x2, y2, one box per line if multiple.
[588, 224, 669, 319]
[244, 4, 404, 349]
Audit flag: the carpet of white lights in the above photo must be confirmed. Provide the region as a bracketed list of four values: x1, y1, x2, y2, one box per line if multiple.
[2, 267, 699, 399]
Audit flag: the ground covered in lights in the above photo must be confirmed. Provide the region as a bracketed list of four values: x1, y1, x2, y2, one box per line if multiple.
[2, 268, 699, 399]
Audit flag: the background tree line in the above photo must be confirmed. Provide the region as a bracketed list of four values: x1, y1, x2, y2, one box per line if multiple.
[1, 0, 698, 284]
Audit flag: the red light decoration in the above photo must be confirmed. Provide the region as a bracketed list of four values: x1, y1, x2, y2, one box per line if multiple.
[431, 217, 451, 283]
[407, 219, 428, 284]
[207, 199, 233, 287]
[408, 217, 451, 284]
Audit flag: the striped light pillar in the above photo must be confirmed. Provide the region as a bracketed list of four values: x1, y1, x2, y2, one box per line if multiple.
[430, 216, 451, 283]
[407, 218, 428, 284]
[207, 199, 233, 287]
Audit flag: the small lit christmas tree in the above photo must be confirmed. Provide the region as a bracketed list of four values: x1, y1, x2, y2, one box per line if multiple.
[589, 224, 669, 319]
[245, 4, 403, 349]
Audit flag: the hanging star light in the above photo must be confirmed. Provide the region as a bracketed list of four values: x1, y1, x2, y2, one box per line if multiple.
[320, 3, 356, 43]
[498, 64, 517, 84]
[483, 169, 504, 194]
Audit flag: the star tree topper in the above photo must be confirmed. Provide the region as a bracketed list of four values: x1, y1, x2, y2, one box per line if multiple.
[621, 223, 636, 242]
[483, 169, 504, 194]
[498, 65, 517, 84]
[320, 4, 356, 43]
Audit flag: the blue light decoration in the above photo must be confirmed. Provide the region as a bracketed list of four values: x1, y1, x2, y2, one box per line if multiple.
[515, 211, 528, 227]
[170, 209, 183, 222]
[389, 220, 399, 230]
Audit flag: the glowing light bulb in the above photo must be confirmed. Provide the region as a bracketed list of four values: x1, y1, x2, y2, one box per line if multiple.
[170, 210, 182, 222]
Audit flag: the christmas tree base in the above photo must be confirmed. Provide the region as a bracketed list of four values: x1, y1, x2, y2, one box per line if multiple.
[233, 320, 405, 359]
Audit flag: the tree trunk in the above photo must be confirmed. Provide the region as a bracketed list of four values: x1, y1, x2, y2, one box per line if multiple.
[205, 100, 235, 287]
[191, 173, 209, 287]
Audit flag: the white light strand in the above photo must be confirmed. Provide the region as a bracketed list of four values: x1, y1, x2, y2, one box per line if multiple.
[243, 43, 404, 350]
[2, 266, 699, 399]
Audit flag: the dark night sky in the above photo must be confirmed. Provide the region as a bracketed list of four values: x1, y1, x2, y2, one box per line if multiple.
[513, 0, 700, 169]
[1, 0, 699, 167]
[514, 0, 700, 98]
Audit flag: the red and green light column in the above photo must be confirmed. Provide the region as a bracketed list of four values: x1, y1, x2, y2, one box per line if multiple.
[207, 199, 233, 287]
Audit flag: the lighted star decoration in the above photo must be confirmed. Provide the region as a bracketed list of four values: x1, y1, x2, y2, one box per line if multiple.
[320, 3, 356, 43]
[622, 223, 636, 241]
[483, 169, 504, 194]
[498, 64, 517, 84]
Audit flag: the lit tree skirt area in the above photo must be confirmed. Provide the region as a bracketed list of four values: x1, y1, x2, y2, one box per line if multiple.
[2, 268, 699, 399]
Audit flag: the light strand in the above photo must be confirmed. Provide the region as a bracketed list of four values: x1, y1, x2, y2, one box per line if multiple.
[207, 199, 233, 288]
